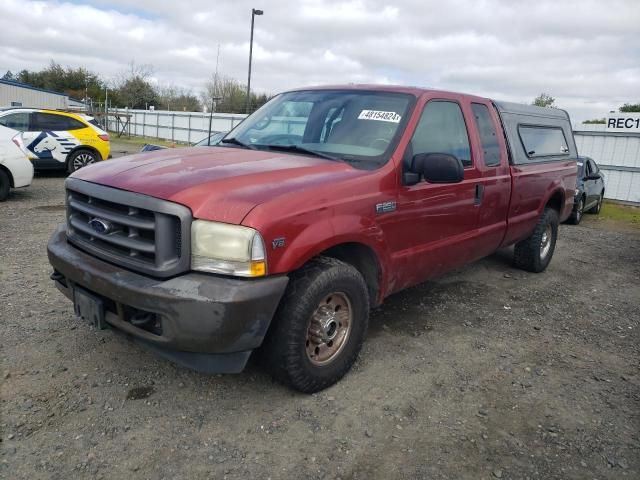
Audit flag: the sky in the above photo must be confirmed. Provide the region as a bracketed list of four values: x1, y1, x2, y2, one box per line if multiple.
[0, 0, 638, 122]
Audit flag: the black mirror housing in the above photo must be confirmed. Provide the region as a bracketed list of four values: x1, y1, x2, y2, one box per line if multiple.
[410, 153, 464, 184]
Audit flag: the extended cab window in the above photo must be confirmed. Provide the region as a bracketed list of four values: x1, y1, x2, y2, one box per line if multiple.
[471, 103, 500, 166]
[409, 101, 472, 167]
[0, 112, 30, 131]
[31, 113, 86, 131]
[518, 126, 569, 158]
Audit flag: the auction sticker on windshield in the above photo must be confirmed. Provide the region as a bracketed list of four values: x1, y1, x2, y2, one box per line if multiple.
[358, 110, 402, 123]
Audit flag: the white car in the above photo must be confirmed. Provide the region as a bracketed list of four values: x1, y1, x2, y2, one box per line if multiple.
[0, 125, 34, 201]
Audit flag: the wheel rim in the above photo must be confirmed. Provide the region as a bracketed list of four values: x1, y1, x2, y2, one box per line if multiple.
[540, 224, 552, 259]
[306, 292, 352, 365]
[73, 152, 96, 170]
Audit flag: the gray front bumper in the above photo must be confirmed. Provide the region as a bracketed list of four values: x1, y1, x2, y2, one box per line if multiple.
[47, 224, 288, 373]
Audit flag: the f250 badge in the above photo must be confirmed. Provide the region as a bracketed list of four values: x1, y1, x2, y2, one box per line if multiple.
[375, 201, 396, 214]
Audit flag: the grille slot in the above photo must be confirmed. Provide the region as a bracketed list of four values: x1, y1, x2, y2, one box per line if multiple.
[65, 178, 191, 278]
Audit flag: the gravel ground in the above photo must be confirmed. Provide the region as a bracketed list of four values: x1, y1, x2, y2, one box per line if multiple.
[1, 173, 639, 480]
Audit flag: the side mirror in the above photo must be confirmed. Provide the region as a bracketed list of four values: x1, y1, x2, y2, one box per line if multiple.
[407, 153, 464, 184]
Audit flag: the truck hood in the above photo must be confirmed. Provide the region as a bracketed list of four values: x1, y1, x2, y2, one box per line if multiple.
[72, 146, 361, 224]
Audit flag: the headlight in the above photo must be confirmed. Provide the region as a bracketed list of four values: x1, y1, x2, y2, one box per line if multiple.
[191, 220, 266, 277]
[575, 189, 580, 196]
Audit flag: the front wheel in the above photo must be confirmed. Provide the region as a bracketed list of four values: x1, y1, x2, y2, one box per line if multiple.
[67, 149, 99, 173]
[567, 196, 584, 225]
[588, 193, 603, 214]
[0, 169, 10, 201]
[261, 257, 369, 393]
[513, 208, 559, 273]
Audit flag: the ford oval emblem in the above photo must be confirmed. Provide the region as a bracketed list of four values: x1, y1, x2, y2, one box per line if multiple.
[88, 218, 112, 234]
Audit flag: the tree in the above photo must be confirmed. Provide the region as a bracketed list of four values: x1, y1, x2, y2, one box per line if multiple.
[532, 93, 556, 108]
[14, 61, 106, 104]
[115, 61, 157, 109]
[620, 103, 640, 112]
[2, 70, 16, 81]
[157, 84, 201, 111]
[201, 74, 271, 114]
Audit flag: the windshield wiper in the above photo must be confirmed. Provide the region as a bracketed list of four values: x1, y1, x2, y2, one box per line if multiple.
[259, 144, 340, 161]
[220, 137, 256, 150]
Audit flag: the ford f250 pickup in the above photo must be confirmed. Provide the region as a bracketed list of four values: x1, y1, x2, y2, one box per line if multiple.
[48, 85, 577, 392]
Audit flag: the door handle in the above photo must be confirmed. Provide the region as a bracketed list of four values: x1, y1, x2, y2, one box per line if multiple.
[474, 184, 484, 206]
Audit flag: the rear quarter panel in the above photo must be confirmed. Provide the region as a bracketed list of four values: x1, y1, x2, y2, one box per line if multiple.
[70, 125, 110, 160]
[501, 160, 576, 247]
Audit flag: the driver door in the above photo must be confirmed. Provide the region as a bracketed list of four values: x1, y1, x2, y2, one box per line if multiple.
[385, 97, 482, 291]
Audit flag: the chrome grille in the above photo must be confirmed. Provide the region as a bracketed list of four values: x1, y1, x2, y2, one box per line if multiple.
[65, 178, 191, 278]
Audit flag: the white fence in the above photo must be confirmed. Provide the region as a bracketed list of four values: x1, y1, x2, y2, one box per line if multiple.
[106, 109, 248, 144]
[574, 125, 640, 204]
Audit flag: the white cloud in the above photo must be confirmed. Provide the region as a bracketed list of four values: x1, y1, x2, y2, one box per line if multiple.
[0, 0, 638, 121]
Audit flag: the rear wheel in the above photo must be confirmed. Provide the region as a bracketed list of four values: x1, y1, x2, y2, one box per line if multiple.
[567, 196, 584, 225]
[513, 208, 559, 273]
[0, 169, 10, 201]
[67, 149, 98, 173]
[588, 193, 603, 214]
[262, 257, 369, 393]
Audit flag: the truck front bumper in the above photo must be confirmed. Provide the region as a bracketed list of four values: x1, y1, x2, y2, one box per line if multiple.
[47, 225, 288, 373]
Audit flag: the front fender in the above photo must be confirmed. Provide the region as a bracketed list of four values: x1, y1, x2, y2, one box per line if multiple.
[269, 214, 391, 293]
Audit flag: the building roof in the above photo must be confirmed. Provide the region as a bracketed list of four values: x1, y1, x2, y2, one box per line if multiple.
[0, 78, 68, 97]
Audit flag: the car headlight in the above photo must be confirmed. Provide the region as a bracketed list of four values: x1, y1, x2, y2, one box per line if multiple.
[191, 220, 266, 277]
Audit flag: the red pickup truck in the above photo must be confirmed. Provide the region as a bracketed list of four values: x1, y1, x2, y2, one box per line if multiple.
[48, 85, 577, 392]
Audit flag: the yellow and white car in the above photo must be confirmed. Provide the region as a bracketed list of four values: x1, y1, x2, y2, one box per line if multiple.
[0, 108, 110, 172]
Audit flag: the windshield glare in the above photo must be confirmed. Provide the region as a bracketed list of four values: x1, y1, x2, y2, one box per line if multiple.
[225, 90, 413, 167]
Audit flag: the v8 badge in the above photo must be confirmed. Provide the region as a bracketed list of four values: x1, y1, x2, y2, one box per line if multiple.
[272, 237, 286, 249]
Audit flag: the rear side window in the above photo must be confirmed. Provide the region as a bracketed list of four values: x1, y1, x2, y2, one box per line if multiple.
[588, 159, 598, 174]
[518, 126, 569, 158]
[31, 113, 86, 131]
[471, 103, 500, 167]
[410, 101, 472, 167]
[0, 112, 30, 131]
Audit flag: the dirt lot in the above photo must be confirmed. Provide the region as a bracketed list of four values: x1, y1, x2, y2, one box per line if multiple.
[1, 172, 639, 480]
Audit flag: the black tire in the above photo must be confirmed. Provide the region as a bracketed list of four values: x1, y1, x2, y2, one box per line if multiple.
[0, 169, 10, 201]
[261, 257, 369, 393]
[67, 149, 99, 173]
[567, 196, 584, 225]
[588, 193, 603, 214]
[513, 208, 559, 273]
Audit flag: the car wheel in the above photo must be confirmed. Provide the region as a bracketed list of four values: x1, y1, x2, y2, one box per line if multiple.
[588, 193, 603, 214]
[0, 169, 10, 201]
[567, 196, 584, 225]
[262, 257, 369, 393]
[67, 149, 98, 173]
[513, 207, 559, 273]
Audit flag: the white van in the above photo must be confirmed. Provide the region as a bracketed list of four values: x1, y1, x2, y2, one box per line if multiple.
[0, 125, 34, 201]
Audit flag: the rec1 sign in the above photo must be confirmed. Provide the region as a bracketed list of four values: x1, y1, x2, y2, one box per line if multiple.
[606, 113, 640, 132]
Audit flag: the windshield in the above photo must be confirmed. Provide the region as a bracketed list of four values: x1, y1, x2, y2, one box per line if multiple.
[223, 90, 414, 168]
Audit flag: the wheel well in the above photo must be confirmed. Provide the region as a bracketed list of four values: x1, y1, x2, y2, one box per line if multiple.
[546, 190, 564, 213]
[66, 146, 101, 166]
[0, 165, 14, 188]
[319, 243, 381, 307]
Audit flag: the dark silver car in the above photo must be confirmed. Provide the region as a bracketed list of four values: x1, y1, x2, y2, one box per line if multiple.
[568, 156, 605, 224]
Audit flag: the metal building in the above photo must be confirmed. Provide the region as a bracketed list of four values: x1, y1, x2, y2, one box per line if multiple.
[574, 124, 640, 204]
[0, 79, 69, 109]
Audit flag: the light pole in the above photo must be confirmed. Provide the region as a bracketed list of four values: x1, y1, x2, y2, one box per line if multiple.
[246, 8, 263, 114]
